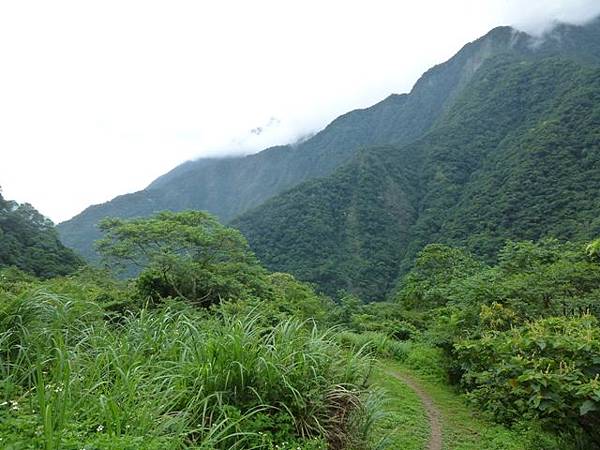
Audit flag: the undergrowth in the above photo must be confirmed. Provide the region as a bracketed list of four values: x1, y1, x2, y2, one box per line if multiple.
[0, 283, 380, 449]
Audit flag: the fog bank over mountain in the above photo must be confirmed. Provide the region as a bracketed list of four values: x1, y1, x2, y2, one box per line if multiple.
[1, 1, 600, 222]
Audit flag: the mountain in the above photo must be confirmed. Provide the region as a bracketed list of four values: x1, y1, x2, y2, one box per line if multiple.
[0, 189, 82, 277]
[59, 24, 537, 260]
[59, 18, 600, 300]
[234, 19, 600, 300]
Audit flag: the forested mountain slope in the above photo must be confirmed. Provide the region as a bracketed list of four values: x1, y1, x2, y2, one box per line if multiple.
[59, 23, 549, 260]
[58, 17, 600, 298]
[0, 189, 82, 277]
[235, 50, 600, 300]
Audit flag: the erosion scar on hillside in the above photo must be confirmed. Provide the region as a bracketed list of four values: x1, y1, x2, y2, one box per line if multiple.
[388, 371, 442, 450]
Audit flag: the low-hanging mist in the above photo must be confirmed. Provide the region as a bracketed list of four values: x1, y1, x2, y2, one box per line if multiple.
[1, 1, 600, 222]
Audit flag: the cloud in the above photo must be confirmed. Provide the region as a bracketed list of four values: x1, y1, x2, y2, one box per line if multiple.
[1, 1, 599, 222]
[495, 0, 600, 36]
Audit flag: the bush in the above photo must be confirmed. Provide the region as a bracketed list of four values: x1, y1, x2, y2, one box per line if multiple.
[336, 331, 448, 382]
[455, 315, 600, 445]
[402, 343, 447, 382]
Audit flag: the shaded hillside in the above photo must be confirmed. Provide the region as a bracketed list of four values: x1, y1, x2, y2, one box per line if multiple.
[234, 146, 420, 299]
[234, 53, 600, 300]
[0, 190, 82, 277]
[437, 63, 600, 255]
[58, 24, 542, 261]
[58, 17, 600, 294]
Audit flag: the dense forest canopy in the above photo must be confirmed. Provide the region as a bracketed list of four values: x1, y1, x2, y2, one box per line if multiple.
[0, 187, 82, 278]
[235, 54, 600, 300]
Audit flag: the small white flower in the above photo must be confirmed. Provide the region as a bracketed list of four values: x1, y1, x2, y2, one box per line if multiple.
[96, 424, 104, 432]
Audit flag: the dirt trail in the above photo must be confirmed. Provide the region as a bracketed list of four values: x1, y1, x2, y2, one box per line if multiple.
[387, 370, 442, 450]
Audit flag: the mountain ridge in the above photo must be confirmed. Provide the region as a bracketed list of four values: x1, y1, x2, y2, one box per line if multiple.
[59, 20, 600, 298]
[57, 23, 535, 259]
[233, 21, 600, 299]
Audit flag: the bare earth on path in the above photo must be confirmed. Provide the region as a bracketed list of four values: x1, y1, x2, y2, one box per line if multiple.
[387, 370, 443, 450]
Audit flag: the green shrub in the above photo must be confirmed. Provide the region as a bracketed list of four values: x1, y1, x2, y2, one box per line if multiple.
[455, 315, 600, 445]
[402, 343, 447, 382]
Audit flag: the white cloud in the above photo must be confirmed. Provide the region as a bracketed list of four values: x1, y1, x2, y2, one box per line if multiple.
[0, 1, 598, 222]
[494, 0, 600, 35]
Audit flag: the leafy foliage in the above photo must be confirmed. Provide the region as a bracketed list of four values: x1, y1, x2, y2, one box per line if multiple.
[394, 238, 600, 446]
[0, 189, 82, 278]
[96, 211, 269, 307]
[396, 239, 600, 331]
[456, 316, 600, 445]
[1, 208, 399, 448]
[236, 51, 600, 299]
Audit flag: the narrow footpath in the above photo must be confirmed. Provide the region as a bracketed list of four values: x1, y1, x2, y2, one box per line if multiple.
[387, 371, 442, 450]
[376, 361, 536, 450]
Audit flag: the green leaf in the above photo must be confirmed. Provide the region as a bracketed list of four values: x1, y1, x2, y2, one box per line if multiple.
[580, 400, 597, 416]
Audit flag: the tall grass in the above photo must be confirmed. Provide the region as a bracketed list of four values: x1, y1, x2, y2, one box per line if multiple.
[337, 331, 410, 360]
[337, 330, 448, 381]
[0, 287, 378, 449]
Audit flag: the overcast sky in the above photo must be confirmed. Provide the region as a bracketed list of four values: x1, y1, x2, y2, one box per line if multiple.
[1, 1, 600, 223]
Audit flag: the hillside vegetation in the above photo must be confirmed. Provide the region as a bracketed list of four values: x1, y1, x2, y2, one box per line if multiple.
[58, 19, 600, 261]
[4, 209, 600, 448]
[1, 211, 383, 449]
[59, 19, 600, 303]
[235, 54, 600, 299]
[338, 238, 600, 448]
[6, 16, 600, 450]
[0, 189, 82, 278]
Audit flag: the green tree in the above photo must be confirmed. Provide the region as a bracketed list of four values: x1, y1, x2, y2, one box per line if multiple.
[395, 244, 484, 310]
[96, 211, 269, 306]
[587, 238, 600, 260]
[0, 187, 82, 278]
[456, 315, 600, 445]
